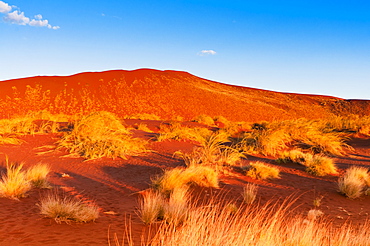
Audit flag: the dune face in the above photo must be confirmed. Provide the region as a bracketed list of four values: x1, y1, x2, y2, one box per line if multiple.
[0, 69, 369, 120]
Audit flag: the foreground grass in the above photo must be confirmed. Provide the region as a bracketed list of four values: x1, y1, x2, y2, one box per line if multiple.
[112, 198, 370, 246]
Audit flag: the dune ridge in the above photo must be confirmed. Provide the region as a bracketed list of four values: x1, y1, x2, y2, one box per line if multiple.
[1, 69, 369, 120]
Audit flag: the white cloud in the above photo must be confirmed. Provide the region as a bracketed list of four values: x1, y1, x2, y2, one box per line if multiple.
[4, 10, 30, 25]
[1, 1, 59, 29]
[198, 50, 217, 56]
[0, 1, 11, 13]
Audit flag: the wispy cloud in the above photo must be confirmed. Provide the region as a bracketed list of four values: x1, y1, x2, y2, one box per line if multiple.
[0, 1, 59, 29]
[198, 50, 217, 56]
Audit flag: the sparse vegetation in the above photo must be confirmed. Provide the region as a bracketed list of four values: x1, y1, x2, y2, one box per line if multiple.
[338, 166, 370, 199]
[38, 190, 99, 223]
[245, 161, 280, 180]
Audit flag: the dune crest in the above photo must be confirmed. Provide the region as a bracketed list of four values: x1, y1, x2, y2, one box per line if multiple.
[0, 69, 369, 120]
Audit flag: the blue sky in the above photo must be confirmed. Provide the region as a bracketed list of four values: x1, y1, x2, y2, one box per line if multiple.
[1, 1, 370, 99]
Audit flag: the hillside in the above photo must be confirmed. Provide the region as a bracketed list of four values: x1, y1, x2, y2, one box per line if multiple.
[0, 69, 369, 121]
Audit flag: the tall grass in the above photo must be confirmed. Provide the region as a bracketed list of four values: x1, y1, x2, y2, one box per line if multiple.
[58, 111, 149, 159]
[148, 200, 370, 246]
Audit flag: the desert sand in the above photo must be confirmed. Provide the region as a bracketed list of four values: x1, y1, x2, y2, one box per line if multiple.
[0, 69, 369, 245]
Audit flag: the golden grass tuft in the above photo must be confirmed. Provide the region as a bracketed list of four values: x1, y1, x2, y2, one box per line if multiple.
[152, 166, 219, 196]
[304, 155, 338, 176]
[139, 189, 165, 224]
[58, 111, 149, 159]
[26, 163, 51, 188]
[158, 122, 212, 144]
[338, 166, 370, 199]
[0, 162, 32, 199]
[38, 190, 99, 223]
[277, 150, 337, 176]
[245, 162, 280, 180]
[192, 114, 215, 126]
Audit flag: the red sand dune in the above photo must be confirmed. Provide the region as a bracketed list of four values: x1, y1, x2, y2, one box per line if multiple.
[0, 70, 370, 245]
[1, 69, 369, 121]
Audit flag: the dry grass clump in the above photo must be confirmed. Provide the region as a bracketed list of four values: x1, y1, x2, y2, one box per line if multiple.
[38, 190, 99, 223]
[139, 187, 190, 226]
[0, 162, 32, 199]
[277, 150, 337, 176]
[152, 166, 219, 196]
[26, 163, 51, 188]
[192, 114, 215, 126]
[58, 111, 149, 159]
[244, 162, 280, 180]
[304, 155, 338, 176]
[242, 183, 258, 204]
[239, 118, 351, 157]
[0, 161, 51, 199]
[240, 128, 290, 156]
[139, 189, 165, 224]
[158, 122, 212, 144]
[175, 133, 245, 170]
[338, 166, 370, 199]
[135, 123, 153, 132]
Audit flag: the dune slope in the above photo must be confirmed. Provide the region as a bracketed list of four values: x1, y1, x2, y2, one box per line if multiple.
[0, 69, 369, 121]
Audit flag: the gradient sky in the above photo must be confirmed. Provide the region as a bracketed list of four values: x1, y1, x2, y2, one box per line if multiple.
[1, 1, 370, 99]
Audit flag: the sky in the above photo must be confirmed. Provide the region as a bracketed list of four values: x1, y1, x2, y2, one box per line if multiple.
[1, 1, 370, 99]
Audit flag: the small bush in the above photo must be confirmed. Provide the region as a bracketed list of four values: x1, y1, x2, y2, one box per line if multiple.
[26, 163, 51, 188]
[242, 183, 258, 204]
[38, 191, 99, 223]
[0, 162, 32, 199]
[245, 162, 280, 180]
[338, 166, 369, 199]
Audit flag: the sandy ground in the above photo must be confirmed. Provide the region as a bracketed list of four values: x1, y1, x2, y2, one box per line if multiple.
[0, 121, 369, 246]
